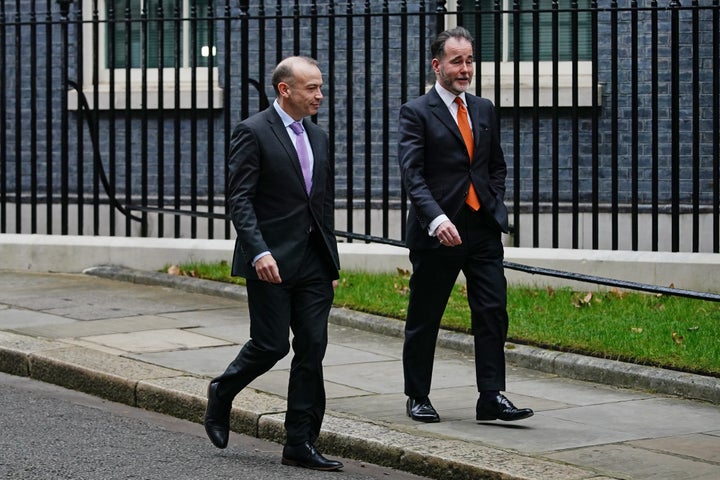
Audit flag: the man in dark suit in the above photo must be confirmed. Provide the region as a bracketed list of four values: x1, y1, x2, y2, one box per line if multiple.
[204, 56, 343, 471]
[398, 27, 533, 424]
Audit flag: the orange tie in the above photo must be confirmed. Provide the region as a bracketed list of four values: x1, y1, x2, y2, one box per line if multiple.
[455, 97, 481, 211]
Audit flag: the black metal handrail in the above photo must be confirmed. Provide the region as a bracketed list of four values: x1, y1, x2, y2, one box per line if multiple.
[337, 231, 720, 302]
[503, 262, 720, 302]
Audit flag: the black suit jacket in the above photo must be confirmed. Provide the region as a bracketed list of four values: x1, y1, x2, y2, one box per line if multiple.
[227, 106, 339, 280]
[398, 87, 508, 250]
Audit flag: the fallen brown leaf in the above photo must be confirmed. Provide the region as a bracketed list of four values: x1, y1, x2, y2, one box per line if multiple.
[396, 267, 411, 277]
[671, 332, 684, 345]
[609, 287, 627, 299]
[394, 283, 409, 295]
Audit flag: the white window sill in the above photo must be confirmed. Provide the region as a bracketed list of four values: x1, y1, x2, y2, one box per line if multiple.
[68, 83, 224, 110]
[474, 74, 603, 108]
[473, 62, 602, 108]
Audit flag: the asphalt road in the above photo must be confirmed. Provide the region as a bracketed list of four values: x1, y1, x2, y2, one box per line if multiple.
[0, 373, 428, 480]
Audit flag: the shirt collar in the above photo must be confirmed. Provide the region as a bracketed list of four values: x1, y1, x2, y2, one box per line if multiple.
[434, 83, 467, 108]
[273, 99, 300, 128]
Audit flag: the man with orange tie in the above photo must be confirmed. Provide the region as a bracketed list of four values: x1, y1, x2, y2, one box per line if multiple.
[398, 27, 533, 424]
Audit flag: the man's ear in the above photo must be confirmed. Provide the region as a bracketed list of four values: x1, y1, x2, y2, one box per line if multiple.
[278, 82, 290, 97]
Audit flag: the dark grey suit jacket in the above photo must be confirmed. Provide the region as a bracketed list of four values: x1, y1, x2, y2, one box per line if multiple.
[227, 106, 339, 280]
[398, 87, 508, 250]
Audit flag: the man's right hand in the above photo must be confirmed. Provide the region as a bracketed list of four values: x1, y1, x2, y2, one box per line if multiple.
[255, 254, 282, 284]
[435, 220, 462, 247]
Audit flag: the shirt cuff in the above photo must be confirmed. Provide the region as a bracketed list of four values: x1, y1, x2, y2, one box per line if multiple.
[428, 214, 449, 236]
[252, 251, 271, 266]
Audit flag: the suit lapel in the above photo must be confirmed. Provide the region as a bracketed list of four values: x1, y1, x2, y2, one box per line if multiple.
[266, 108, 309, 194]
[428, 88, 468, 151]
[465, 94, 482, 144]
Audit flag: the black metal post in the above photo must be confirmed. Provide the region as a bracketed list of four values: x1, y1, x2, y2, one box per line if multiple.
[57, 0, 74, 235]
[670, 0, 680, 251]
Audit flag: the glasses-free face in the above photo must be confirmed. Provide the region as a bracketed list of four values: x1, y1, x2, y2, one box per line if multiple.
[432, 37, 474, 96]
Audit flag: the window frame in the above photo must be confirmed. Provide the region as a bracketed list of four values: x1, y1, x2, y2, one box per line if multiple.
[446, 0, 599, 108]
[71, 0, 222, 110]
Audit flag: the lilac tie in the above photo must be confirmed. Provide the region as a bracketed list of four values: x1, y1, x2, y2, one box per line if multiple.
[289, 121, 312, 194]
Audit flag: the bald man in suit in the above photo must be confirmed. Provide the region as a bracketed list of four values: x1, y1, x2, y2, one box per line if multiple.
[398, 27, 533, 424]
[204, 56, 342, 471]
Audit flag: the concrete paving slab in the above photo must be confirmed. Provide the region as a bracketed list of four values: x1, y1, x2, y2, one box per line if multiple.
[186, 325, 250, 344]
[9, 314, 203, 339]
[542, 397, 720, 438]
[0, 273, 239, 321]
[323, 342, 396, 366]
[323, 360, 404, 394]
[39, 294, 221, 321]
[327, 323, 405, 358]
[247, 369, 290, 397]
[411, 358, 478, 390]
[0, 308, 77, 329]
[62, 338, 130, 356]
[628, 433, 720, 463]
[80, 328, 233, 353]
[439, 413, 640, 452]
[509, 376, 653, 406]
[323, 382, 377, 399]
[130, 344, 241, 376]
[546, 443, 720, 480]
[159, 307, 250, 326]
[420, 385, 481, 413]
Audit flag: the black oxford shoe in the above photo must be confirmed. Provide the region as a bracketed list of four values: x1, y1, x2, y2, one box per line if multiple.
[281, 441, 344, 471]
[406, 397, 440, 423]
[476, 393, 534, 422]
[204, 381, 231, 448]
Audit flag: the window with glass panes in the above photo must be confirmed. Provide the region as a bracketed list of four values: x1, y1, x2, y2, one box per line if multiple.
[106, 0, 215, 69]
[460, 0, 592, 62]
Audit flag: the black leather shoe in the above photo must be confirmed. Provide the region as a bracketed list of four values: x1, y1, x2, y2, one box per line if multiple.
[204, 381, 231, 448]
[281, 441, 343, 471]
[476, 393, 533, 422]
[406, 397, 440, 423]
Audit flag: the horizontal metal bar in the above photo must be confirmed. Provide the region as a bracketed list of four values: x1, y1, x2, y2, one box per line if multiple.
[503, 261, 720, 302]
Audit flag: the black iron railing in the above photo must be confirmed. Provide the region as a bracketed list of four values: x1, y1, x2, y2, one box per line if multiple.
[1, 1, 719, 254]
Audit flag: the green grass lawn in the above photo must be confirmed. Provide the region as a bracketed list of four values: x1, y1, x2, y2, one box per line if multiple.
[169, 261, 720, 377]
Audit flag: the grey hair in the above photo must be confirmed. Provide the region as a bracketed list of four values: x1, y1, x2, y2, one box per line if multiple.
[271, 56, 320, 94]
